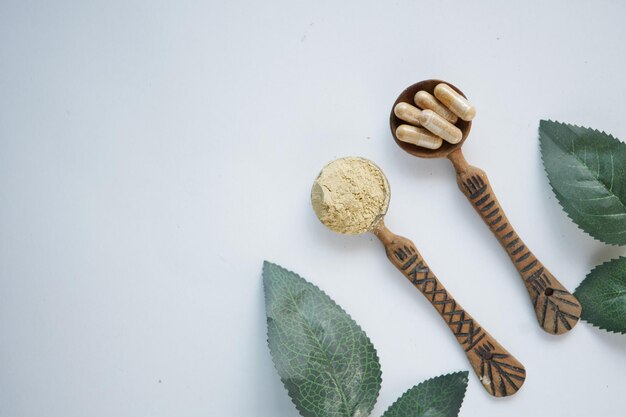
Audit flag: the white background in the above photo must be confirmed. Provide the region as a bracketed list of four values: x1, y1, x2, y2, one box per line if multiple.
[1, 1, 625, 416]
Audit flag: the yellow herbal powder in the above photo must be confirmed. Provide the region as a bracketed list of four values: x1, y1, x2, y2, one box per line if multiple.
[311, 157, 390, 234]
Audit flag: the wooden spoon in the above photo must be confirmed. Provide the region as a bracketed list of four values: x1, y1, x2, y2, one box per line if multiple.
[389, 79, 582, 335]
[312, 157, 525, 397]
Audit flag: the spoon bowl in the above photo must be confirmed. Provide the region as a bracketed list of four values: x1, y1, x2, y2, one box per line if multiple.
[390, 79, 472, 158]
[311, 157, 390, 235]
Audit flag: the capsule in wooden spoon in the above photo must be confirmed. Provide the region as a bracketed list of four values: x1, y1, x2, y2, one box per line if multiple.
[396, 124, 442, 150]
[418, 109, 463, 144]
[434, 83, 476, 121]
[414, 90, 458, 124]
[393, 102, 422, 126]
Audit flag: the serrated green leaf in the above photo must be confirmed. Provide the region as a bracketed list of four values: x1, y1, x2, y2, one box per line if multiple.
[539, 120, 626, 245]
[263, 261, 381, 417]
[381, 372, 468, 417]
[574, 257, 626, 334]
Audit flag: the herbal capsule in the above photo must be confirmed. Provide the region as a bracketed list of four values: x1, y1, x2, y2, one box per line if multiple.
[417, 109, 463, 144]
[395, 124, 443, 150]
[434, 83, 476, 121]
[413, 90, 458, 124]
[393, 102, 422, 126]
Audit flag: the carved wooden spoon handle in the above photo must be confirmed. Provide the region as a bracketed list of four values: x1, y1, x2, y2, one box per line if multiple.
[373, 223, 525, 397]
[448, 151, 581, 334]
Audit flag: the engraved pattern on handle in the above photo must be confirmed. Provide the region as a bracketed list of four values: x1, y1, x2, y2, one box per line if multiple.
[454, 163, 582, 334]
[374, 226, 526, 397]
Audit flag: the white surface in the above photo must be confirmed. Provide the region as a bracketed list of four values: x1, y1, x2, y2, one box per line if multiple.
[1, 1, 625, 416]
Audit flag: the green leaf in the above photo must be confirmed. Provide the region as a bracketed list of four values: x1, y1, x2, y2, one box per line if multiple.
[263, 261, 382, 417]
[381, 372, 468, 417]
[539, 120, 626, 245]
[574, 257, 626, 334]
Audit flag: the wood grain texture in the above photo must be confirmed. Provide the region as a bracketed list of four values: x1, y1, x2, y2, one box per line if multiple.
[448, 150, 582, 335]
[373, 222, 526, 397]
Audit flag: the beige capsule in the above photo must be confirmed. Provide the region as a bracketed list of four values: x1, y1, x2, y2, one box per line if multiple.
[418, 109, 463, 144]
[393, 102, 422, 126]
[413, 90, 458, 124]
[395, 124, 443, 150]
[434, 83, 476, 121]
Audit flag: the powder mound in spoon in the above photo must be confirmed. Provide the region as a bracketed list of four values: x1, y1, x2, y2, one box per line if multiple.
[311, 157, 390, 235]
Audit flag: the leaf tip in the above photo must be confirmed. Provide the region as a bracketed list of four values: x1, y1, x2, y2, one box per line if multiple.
[262, 261, 283, 297]
[445, 370, 470, 388]
[539, 118, 556, 131]
[262, 259, 279, 278]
